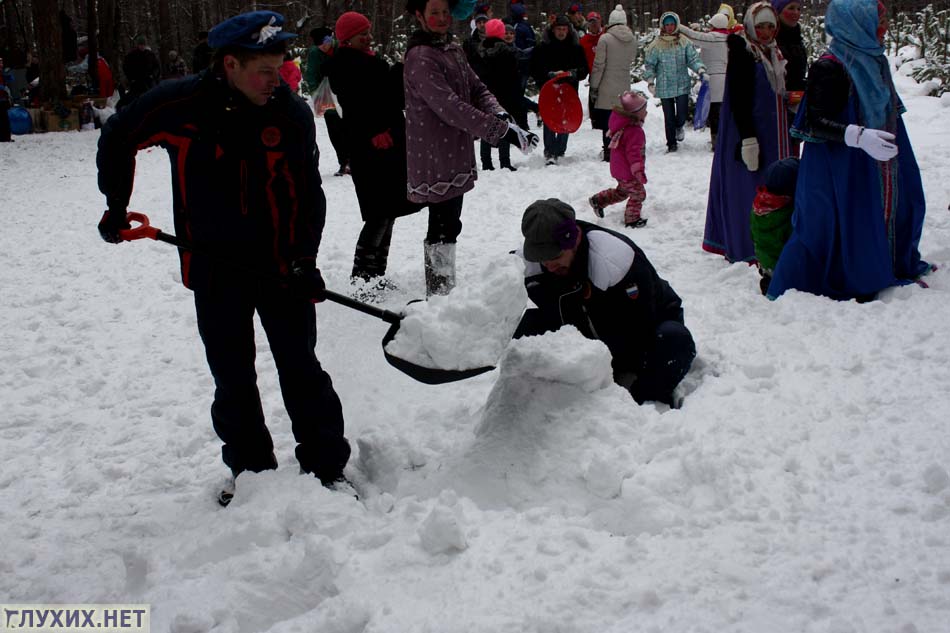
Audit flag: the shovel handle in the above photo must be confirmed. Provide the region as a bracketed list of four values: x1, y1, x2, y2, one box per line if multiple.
[119, 212, 161, 241]
[117, 212, 403, 325]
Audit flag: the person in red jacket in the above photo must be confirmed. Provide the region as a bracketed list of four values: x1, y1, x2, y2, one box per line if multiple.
[278, 51, 302, 91]
[579, 12, 603, 71]
[96, 10, 352, 506]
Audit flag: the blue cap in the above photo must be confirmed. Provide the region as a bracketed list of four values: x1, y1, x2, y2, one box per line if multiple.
[208, 11, 297, 50]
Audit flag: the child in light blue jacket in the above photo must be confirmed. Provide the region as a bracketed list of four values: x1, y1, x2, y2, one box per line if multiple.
[642, 11, 706, 152]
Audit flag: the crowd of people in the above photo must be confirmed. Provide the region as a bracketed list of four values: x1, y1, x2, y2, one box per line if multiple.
[86, 0, 932, 505]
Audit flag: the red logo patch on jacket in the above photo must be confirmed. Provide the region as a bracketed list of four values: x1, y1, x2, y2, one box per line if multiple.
[261, 127, 281, 148]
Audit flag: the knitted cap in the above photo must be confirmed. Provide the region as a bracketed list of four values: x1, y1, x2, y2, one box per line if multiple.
[511, 3, 526, 17]
[608, 4, 627, 25]
[485, 18, 506, 39]
[764, 158, 800, 196]
[554, 14, 571, 27]
[709, 13, 729, 29]
[522, 200, 579, 263]
[335, 12, 371, 43]
[614, 90, 648, 116]
[587, 11, 602, 22]
[771, 0, 796, 15]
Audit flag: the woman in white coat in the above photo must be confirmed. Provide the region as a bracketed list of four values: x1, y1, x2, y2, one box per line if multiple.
[678, 12, 730, 147]
[589, 4, 637, 161]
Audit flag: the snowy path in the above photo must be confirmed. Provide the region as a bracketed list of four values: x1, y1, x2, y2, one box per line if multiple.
[2, 69, 950, 633]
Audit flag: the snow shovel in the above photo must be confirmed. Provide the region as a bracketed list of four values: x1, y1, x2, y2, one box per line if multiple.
[117, 213, 495, 385]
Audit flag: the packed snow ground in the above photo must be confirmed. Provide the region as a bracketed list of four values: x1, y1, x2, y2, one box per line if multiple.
[2, 66, 950, 633]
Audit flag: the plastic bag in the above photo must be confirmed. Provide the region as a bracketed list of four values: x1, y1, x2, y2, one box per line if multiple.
[312, 77, 337, 117]
[693, 81, 710, 130]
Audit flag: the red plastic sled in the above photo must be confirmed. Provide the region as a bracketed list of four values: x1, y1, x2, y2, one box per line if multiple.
[538, 72, 583, 134]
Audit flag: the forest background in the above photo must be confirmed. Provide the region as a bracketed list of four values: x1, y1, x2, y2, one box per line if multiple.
[0, 0, 946, 107]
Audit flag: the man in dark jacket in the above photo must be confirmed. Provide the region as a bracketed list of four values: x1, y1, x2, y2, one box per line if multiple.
[192, 31, 213, 73]
[515, 199, 696, 406]
[119, 35, 161, 109]
[96, 11, 351, 505]
[530, 15, 589, 164]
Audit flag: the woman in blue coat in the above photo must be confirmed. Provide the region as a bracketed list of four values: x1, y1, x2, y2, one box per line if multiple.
[768, 0, 930, 300]
[702, 1, 791, 264]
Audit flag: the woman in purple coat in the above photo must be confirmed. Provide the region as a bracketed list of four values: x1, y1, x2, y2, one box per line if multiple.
[703, 1, 792, 263]
[404, 0, 536, 296]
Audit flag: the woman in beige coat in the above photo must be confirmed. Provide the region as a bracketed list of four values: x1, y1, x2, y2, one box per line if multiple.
[589, 4, 637, 161]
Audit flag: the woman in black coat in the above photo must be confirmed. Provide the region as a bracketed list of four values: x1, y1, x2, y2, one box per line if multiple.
[327, 13, 422, 284]
[473, 19, 527, 170]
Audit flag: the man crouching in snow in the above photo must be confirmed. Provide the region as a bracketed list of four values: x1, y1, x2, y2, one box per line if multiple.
[514, 199, 696, 406]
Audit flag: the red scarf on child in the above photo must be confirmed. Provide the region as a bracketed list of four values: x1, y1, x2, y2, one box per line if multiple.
[752, 186, 791, 216]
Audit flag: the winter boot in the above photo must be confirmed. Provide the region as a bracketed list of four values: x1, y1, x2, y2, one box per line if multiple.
[589, 195, 605, 218]
[424, 241, 457, 297]
[482, 161, 495, 171]
[625, 218, 648, 228]
[217, 477, 235, 507]
[500, 161, 517, 171]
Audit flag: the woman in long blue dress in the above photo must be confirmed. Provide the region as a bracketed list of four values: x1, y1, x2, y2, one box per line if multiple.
[768, 0, 930, 300]
[703, 1, 791, 263]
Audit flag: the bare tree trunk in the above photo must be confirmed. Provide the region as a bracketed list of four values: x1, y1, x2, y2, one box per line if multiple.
[33, 0, 68, 102]
[88, 0, 100, 94]
[158, 0, 172, 76]
[99, 0, 119, 75]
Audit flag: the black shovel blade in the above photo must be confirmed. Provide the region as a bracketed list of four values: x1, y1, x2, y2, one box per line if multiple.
[381, 321, 496, 385]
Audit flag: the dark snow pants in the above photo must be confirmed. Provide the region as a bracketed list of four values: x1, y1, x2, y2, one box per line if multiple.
[542, 124, 569, 157]
[515, 311, 695, 405]
[194, 274, 350, 483]
[627, 320, 696, 406]
[661, 93, 689, 149]
[353, 217, 395, 280]
[0, 100, 11, 142]
[324, 109, 349, 170]
[425, 195, 464, 244]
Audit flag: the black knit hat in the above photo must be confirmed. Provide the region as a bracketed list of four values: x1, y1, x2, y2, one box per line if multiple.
[764, 157, 800, 197]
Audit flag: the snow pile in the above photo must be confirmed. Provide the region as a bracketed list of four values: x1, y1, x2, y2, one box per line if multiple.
[384, 254, 527, 370]
[4, 65, 950, 633]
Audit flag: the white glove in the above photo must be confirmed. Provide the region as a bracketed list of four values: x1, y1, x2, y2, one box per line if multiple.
[740, 137, 759, 171]
[506, 121, 539, 155]
[844, 124, 898, 161]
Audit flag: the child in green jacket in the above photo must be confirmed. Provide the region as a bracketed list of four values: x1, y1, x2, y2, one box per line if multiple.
[751, 157, 799, 295]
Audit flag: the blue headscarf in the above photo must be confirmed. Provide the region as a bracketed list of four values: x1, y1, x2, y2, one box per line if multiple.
[825, 0, 894, 129]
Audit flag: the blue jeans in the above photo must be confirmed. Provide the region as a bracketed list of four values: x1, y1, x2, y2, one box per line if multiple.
[661, 93, 689, 148]
[543, 124, 569, 157]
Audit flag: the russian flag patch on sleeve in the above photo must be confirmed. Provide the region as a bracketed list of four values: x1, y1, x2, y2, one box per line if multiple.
[625, 284, 639, 299]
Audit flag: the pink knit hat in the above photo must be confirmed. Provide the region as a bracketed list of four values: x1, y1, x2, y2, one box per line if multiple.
[613, 91, 648, 119]
[335, 12, 371, 43]
[485, 18, 506, 39]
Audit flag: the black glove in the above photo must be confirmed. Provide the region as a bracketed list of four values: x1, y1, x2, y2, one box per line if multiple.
[98, 209, 130, 243]
[290, 259, 327, 303]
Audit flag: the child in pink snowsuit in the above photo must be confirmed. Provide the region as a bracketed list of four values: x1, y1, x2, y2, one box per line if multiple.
[588, 91, 649, 227]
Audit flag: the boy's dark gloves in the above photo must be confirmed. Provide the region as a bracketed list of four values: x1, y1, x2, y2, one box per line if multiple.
[290, 259, 327, 303]
[98, 209, 131, 243]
